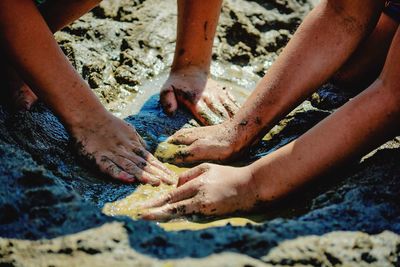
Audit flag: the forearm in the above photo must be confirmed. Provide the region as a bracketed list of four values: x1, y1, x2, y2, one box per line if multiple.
[0, 0, 107, 129]
[39, 0, 100, 33]
[249, 79, 400, 202]
[171, 0, 222, 72]
[229, 0, 383, 148]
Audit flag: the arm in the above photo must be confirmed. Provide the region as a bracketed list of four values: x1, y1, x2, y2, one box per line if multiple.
[166, 0, 385, 163]
[160, 0, 240, 125]
[0, 0, 173, 185]
[141, 26, 400, 219]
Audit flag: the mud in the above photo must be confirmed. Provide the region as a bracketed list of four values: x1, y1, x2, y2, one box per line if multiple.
[1, 0, 400, 266]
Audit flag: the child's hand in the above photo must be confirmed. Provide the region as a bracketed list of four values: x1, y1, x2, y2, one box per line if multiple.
[160, 67, 239, 125]
[140, 163, 259, 221]
[71, 113, 175, 185]
[157, 121, 243, 164]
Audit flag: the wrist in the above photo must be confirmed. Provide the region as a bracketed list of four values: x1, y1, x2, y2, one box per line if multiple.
[243, 165, 263, 203]
[170, 63, 210, 76]
[227, 115, 263, 153]
[63, 104, 111, 135]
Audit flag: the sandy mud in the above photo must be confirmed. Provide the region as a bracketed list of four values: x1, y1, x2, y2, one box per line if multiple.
[1, 0, 400, 266]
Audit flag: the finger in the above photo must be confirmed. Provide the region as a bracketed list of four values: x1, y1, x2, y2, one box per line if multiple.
[160, 87, 178, 116]
[112, 156, 161, 186]
[124, 123, 148, 150]
[131, 145, 175, 177]
[122, 152, 174, 185]
[97, 156, 135, 183]
[134, 131, 148, 150]
[177, 164, 209, 186]
[167, 141, 214, 164]
[141, 199, 199, 221]
[195, 100, 223, 126]
[167, 128, 198, 145]
[203, 95, 230, 120]
[225, 89, 240, 108]
[141, 181, 199, 209]
[220, 97, 239, 118]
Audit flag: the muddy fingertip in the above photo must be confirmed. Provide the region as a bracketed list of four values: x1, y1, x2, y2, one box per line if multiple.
[160, 89, 178, 116]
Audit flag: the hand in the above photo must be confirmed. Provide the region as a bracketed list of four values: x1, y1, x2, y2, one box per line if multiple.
[155, 121, 243, 164]
[140, 163, 259, 221]
[71, 113, 175, 185]
[160, 67, 239, 125]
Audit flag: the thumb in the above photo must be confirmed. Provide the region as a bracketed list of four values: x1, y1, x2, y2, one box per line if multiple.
[160, 86, 178, 116]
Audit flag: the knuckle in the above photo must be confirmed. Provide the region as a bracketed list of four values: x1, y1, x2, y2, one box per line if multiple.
[198, 163, 211, 171]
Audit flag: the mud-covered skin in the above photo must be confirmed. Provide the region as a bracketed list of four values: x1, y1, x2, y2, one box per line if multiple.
[1, 0, 400, 265]
[160, 68, 240, 126]
[70, 113, 175, 186]
[141, 164, 259, 221]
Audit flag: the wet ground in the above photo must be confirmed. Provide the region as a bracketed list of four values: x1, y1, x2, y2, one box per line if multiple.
[1, 0, 400, 266]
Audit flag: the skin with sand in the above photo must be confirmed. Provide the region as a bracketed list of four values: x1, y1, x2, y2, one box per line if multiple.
[0, 0, 236, 185]
[141, 0, 400, 221]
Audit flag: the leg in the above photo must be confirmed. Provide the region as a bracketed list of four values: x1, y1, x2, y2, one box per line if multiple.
[4, 0, 101, 110]
[160, 0, 240, 125]
[332, 12, 399, 92]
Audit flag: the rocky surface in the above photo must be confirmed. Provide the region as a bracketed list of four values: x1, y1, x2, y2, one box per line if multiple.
[1, 0, 400, 266]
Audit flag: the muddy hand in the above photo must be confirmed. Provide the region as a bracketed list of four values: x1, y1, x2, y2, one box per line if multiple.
[156, 122, 241, 164]
[160, 69, 239, 125]
[72, 114, 175, 185]
[140, 163, 258, 221]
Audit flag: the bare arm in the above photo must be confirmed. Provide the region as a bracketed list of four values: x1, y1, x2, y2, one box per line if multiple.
[0, 0, 104, 128]
[141, 25, 400, 218]
[0, 0, 173, 185]
[167, 0, 385, 162]
[160, 0, 240, 125]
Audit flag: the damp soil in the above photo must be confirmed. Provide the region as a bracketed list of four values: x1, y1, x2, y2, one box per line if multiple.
[1, 0, 400, 266]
